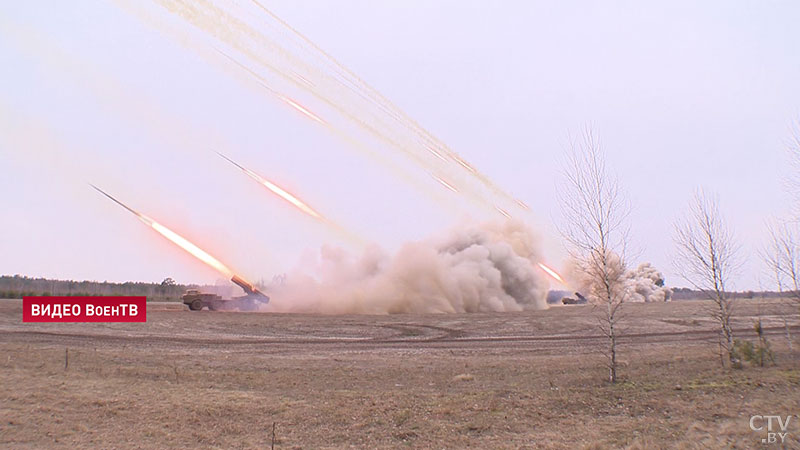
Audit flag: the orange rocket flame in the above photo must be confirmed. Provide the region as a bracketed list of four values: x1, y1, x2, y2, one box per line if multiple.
[279, 94, 326, 125]
[91, 184, 235, 278]
[538, 262, 567, 285]
[430, 173, 458, 193]
[515, 199, 530, 210]
[217, 153, 323, 220]
[146, 217, 234, 278]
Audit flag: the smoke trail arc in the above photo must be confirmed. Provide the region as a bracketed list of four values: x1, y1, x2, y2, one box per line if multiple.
[216, 152, 324, 220]
[127, 0, 529, 218]
[91, 184, 241, 281]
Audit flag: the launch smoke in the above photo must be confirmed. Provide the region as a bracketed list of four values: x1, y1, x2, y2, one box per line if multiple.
[264, 221, 549, 314]
[623, 263, 672, 302]
[564, 256, 672, 303]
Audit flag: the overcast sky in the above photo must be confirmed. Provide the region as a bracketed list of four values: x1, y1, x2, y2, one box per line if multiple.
[1, 1, 799, 290]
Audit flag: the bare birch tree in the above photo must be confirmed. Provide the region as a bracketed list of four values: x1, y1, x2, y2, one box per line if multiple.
[760, 121, 800, 354]
[674, 190, 741, 367]
[558, 128, 631, 383]
[763, 220, 799, 352]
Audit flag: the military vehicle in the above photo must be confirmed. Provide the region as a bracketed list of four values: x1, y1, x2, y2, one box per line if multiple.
[182, 275, 269, 311]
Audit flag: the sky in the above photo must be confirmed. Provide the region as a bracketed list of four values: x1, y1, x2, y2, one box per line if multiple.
[1, 0, 799, 290]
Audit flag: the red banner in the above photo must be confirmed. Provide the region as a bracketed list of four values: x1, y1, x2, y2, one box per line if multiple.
[22, 296, 147, 322]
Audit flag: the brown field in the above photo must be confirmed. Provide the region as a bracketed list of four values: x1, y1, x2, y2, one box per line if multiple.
[1, 298, 799, 449]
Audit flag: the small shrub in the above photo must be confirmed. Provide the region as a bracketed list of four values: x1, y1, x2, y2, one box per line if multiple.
[734, 321, 775, 367]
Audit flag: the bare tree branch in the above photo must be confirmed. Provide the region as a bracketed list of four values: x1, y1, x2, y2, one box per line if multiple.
[673, 189, 741, 367]
[762, 218, 800, 352]
[558, 127, 631, 383]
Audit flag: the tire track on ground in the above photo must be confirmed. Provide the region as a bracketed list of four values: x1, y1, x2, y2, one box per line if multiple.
[1, 325, 795, 351]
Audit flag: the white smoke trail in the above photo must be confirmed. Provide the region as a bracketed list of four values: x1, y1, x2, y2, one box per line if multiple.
[263, 221, 549, 314]
[118, 0, 527, 218]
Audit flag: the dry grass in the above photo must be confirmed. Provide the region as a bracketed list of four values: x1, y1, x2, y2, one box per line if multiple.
[0, 298, 798, 448]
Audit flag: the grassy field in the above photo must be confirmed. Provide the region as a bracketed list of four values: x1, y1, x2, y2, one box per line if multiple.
[1, 298, 798, 448]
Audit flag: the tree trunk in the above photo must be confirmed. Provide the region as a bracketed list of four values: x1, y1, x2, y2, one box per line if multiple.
[724, 323, 737, 367]
[609, 330, 617, 383]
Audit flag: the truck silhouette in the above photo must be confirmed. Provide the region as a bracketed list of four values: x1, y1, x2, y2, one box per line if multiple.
[182, 275, 269, 311]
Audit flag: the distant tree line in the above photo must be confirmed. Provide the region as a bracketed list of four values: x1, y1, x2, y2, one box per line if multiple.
[669, 288, 791, 301]
[0, 275, 198, 302]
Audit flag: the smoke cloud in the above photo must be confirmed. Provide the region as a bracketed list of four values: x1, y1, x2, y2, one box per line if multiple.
[623, 262, 672, 302]
[263, 221, 549, 314]
[564, 257, 672, 304]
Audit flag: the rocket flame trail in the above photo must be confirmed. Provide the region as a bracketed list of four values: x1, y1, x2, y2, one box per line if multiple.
[210, 28, 505, 218]
[430, 173, 458, 193]
[425, 144, 447, 162]
[210, 47, 457, 215]
[90, 184, 234, 278]
[290, 70, 315, 88]
[214, 48, 327, 126]
[132, 2, 531, 218]
[217, 152, 323, 220]
[279, 94, 326, 125]
[217, 153, 365, 246]
[538, 262, 567, 285]
[515, 199, 530, 210]
[147, 221, 234, 278]
[244, 0, 528, 211]
[494, 205, 512, 219]
[454, 156, 477, 174]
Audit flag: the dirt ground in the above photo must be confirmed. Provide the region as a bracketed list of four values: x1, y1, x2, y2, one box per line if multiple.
[1, 298, 798, 449]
